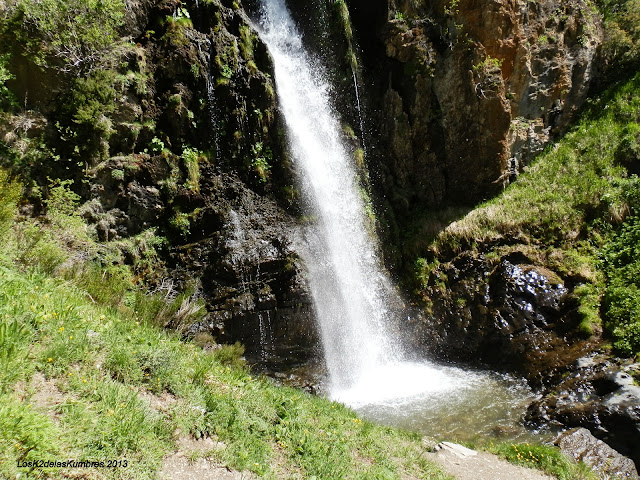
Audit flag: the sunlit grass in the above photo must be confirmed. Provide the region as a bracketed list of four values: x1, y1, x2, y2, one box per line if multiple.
[0, 208, 453, 479]
[486, 442, 597, 480]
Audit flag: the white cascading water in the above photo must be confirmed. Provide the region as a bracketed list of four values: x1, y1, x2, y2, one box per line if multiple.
[255, 0, 535, 432]
[256, 0, 403, 391]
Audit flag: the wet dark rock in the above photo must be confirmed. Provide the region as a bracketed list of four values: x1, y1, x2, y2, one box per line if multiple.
[527, 358, 640, 470]
[412, 253, 594, 386]
[55, 0, 319, 368]
[120, 0, 157, 39]
[170, 172, 319, 369]
[555, 428, 639, 479]
[126, 181, 164, 231]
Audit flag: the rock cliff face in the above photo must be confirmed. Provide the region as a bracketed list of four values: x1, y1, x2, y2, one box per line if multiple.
[1, 0, 607, 396]
[142, 0, 603, 373]
[347, 0, 601, 239]
[2, 0, 319, 366]
[122, 0, 321, 367]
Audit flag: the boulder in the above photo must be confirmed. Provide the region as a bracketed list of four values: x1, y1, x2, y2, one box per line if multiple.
[555, 428, 639, 479]
[409, 252, 594, 385]
[527, 360, 640, 471]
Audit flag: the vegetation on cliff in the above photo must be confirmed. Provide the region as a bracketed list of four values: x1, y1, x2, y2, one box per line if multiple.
[415, 71, 640, 357]
[0, 0, 636, 477]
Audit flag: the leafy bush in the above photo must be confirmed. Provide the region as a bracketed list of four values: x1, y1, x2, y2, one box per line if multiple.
[602, 214, 640, 355]
[45, 179, 81, 217]
[15, 221, 69, 274]
[0, 54, 17, 109]
[55, 69, 118, 162]
[596, 0, 640, 82]
[14, 0, 126, 75]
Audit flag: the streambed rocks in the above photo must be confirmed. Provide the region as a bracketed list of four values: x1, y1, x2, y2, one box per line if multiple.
[527, 359, 640, 471]
[555, 428, 639, 480]
[411, 250, 640, 469]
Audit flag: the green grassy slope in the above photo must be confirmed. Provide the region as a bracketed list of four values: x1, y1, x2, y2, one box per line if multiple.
[0, 173, 454, 479]
[0, 156, 597, 480]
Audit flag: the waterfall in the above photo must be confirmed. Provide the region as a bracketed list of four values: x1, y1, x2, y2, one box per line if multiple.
[256, 0, 404, 391]
[352, 68, 367, 154]
[250, 1, 536, 437]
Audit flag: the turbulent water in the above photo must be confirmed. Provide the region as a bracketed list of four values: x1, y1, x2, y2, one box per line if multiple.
[255, 0, 536, 437]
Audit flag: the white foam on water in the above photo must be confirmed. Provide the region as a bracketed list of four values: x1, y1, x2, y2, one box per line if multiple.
[331, 361, 473, 406]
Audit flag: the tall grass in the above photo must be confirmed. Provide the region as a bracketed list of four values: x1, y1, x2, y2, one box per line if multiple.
[0, 166, 457, 479]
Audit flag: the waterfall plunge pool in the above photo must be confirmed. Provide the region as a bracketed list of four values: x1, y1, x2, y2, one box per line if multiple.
[330, 360, 551, 443]
[254, 0, 553, 447]
[280, 359, 552, 444]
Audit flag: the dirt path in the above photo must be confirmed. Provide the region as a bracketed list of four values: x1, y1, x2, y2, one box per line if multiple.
[159, 437, 258, 480]
[426, 442, 555, 480]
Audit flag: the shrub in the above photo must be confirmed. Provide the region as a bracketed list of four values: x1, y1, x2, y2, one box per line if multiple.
[55, 69, 118, 162]
[45, 179, 80, 217]
[0, 54, 17, 110]
[212, 342, 246, 369]
[602, 214, 640, 355]
[15, 222, 68, 274]
[14, 0, 126, 75]
[596, 0, 640, 82]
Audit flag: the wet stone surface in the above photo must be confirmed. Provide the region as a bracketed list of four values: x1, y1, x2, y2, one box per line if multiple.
[527, 358, 640, 471]
[413, 254, 594, 386]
